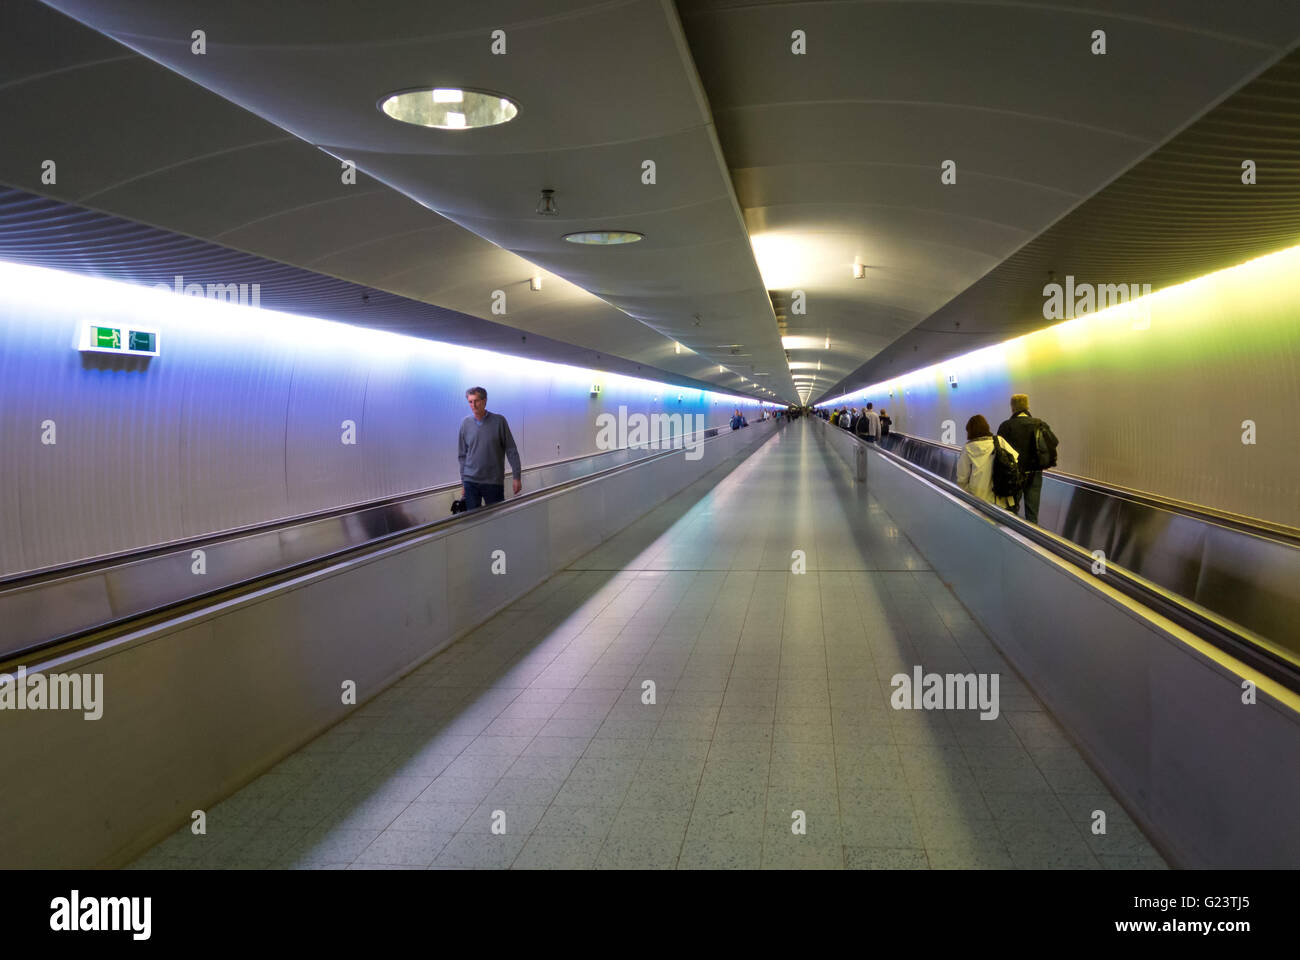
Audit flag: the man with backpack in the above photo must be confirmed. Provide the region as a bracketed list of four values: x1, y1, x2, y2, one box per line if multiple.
[855, 402, 880, 443]
[996, 394, 1059, 524]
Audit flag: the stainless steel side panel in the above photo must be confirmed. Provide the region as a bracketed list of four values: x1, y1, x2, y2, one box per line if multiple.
[880, 433, 1300, 651]
[0, 425, 741, 660]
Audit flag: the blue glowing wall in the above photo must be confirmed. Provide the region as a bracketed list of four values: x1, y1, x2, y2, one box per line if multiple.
[0, 262, 770, 575]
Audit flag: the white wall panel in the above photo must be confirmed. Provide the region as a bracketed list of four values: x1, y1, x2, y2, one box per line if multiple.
[359, 349, 443, 500]
[174, 297, 297, 542]
[1, 283, 187, 568]
[822, 245, 1300, 528]
[283, 340, 371, 515]
[0, 262, 774, 577]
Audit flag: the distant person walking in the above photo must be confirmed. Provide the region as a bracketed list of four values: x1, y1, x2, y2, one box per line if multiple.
[458, 386, 522, 510]
[996, 393, 1059, 524]
[856, 402, 881, 443]
[879, 409, 892, 440]
[956, 415, 1019, 507]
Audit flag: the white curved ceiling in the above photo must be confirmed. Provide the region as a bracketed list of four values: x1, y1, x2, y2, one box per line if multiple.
[679, 0, 1300, 401]
[9, 0, 1300, 405]
[32, 0, 796, 401]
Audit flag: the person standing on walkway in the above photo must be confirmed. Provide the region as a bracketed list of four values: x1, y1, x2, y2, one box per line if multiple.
[995, 393, 1058, 524]
[956, 415, 1018, 507]
[458, 386, 522, 510]
[856, 402, 881, 443]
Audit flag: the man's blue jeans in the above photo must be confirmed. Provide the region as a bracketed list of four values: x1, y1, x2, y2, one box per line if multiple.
[463, 480, 505, 510]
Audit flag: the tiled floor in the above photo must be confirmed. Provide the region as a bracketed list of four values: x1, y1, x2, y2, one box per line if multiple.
[129, 421, 1166, 870]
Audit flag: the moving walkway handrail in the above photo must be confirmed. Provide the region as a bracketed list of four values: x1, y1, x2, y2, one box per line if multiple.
[883, 430, 1300, 546]
[871, 430, 1300, 646]
[0, 419, 731, 587]
[0, 420, 774, 666]
[812, 418, 1300, 695]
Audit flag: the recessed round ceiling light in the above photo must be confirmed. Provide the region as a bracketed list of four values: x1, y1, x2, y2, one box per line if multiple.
[379, 87, 518, 130]
[562, 231, 644, 245]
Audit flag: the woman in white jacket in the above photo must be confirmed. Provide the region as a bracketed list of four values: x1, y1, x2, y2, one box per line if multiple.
[955, 414, 1018, 508]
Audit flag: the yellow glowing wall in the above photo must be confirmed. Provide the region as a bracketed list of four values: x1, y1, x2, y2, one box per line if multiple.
[830, 245, 1300, 529]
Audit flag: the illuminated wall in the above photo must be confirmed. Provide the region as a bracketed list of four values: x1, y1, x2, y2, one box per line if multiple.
[0, 262, 770, 576]
[821, 246, 1300, 529]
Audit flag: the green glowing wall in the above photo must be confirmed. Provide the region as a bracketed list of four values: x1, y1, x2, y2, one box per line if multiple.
[834, 246, 1300, 528]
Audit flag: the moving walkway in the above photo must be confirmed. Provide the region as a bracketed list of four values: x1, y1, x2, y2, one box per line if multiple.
[874, 430, 1300, 689]
[0, 421, 758, 665]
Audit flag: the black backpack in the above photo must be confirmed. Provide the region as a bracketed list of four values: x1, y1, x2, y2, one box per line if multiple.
[1034, 422, 1060, 469]
[991, 437, 1024, 499]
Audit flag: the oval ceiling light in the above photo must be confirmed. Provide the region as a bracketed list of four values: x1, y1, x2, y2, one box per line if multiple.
[562, 231, 643, 245]
[379, 87, 518, 130]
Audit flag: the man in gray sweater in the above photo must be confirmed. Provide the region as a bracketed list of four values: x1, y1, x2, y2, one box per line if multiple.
[458, 386, 522, 509]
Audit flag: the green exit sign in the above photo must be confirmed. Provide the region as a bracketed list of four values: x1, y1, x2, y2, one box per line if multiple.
[80, 322, 160, 356]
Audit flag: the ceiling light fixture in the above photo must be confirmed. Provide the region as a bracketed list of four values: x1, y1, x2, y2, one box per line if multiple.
[562, 231, 643, 245]
[537, 189, 558, 216]
[379, 87, 518, 130]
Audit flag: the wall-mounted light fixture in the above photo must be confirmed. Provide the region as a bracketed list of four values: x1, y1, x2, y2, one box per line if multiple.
[853, 261, 865, 280]
[529, 275, 542, 291]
